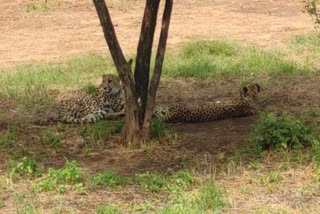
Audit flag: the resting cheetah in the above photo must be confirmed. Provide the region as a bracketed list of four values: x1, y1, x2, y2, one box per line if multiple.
[55, 73, 260, 124]
[153, 83, 261, 123]
[58, 74, 125, 123]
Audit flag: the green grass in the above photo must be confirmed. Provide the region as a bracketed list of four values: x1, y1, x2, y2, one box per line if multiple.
[0, 124, 18, 147]
[78, 120, 124, 143]
[157, 181, 228, 214]
[151, 118, 177, 139]
[39, 128, 62, 149]
[289, 33, 320, 70]
[32, 160, 83, 193]
[163, 39, 298, 78]
[135, 170, 194, 193]
[291, 33, 320, 50]
[96, 204, 121, 214]
[249, 111, 320, 155]
[86, 170, 131, 190]
[7, 157, 41, 178]
[0, 53, 114, 107]
[0, 39, 309, 109]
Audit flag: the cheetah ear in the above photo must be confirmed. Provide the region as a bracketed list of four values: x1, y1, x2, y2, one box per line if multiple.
[255, 84, 261, 92]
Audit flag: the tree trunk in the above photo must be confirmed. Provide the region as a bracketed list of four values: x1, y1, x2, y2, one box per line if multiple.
[134, 0, 160, 127]
[142, 0, 174, 138]
[93, 0, 173, 145]
[93, 0, 140, 145]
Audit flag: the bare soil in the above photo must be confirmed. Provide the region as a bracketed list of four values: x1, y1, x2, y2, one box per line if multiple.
[1, 0, 320, 213]
[0, 0, 313, 67]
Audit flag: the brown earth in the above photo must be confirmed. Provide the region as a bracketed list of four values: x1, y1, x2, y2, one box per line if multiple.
[0, 0, 314, 67]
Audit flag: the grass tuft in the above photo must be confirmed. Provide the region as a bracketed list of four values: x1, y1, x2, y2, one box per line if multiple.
[86, 170, 131, 190]
[0, 124, 18, 147]
[32, 160, 83, 193]
[158, 181, 228, 213]
[163, 39, 298, 78]
[249, 111, 320, 155]
[0, 53, 114, 108]
[78, 120, 123, 143]
[96, 203, 121, 214]
[7, 157, 41, 178]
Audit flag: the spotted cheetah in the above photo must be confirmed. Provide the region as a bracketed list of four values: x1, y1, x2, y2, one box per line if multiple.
[153, 83, 261, 123]
[58, 74, 125, 123]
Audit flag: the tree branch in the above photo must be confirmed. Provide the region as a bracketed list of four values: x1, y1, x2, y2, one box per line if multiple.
[93, 0, 135, 96]
[134, 0, 161, 125]
[143, 0, 173, 127]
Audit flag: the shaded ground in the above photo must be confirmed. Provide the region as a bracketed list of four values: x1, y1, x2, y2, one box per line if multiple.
[1, 74, 319, 173]
[2, 74, 320, 212]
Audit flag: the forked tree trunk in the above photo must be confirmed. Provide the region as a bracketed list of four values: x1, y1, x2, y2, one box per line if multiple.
[93, 0, 173, 145]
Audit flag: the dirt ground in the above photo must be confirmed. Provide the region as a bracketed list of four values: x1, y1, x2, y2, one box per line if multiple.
[1, 0, 320, 213]
[0, 0, 314, 67]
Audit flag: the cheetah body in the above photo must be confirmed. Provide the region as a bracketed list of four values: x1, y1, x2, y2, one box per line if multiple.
[153, 83, 260, 123]
[58, 74, 125, 123]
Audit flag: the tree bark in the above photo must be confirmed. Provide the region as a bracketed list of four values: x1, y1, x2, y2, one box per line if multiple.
[93, 0, 173, 145]
[134, 0, 161, 128]
[142, 0, 174, 138]
[93, 0, 141, 145]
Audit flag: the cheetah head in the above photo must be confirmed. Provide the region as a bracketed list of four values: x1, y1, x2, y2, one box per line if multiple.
[100, 74, 122, 95]
[240, 83, 261, 101]
[153, 105, 171, 122]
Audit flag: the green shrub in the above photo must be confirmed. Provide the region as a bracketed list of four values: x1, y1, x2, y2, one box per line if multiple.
[0, 124, 17, 147]
[135, 170, 194, 193]
[158, 181, 227, 214]
[249, 111, 319, 154]
[151, 119, 176, 139]
[78, 120, 123, 142]
[7, 157, 41, 177]
[39, 128, 62, 149]
[84, 82, 97, 94]
[86, 170, 131, 189]
[96, 204, 120, 214]
[135, 171, 167, 193]
[32, 160, 83, 193]
[180, 40, 238, 58]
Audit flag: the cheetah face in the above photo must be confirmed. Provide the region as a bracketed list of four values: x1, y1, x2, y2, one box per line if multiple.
[100, 74, 122, 95]
[153, 105, 171, 121]
[240, 83, 260, 101]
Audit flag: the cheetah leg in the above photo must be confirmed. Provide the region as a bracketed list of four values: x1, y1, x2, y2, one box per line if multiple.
[104, 110, 125, 120]
[60, 115, 81, 124]
[80, 109, 125, 123]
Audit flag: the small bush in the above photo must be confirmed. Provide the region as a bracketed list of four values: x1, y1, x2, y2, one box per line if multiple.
[32, 160, 83, 193]
[158, 181, 228, 214]
[86, 170, 131, 189]
[151, 119, 176, 139]
[78, 120, 123, 142]
[39, 128, 62, 149]
[0, 124, 17, 147]
[196, 182, 228, 212]
[84, 83, 97, 94]
[249, 111, 319, 154]
[180, 40, 238, 58]
[7, 157, 41, 177]
[135, 172, 167, 193]
[135, 170, 194, 193]
[96, 204, 120, 214]
[311, 139, 320, 166]
[166, 170, 195, 193]
[163, 39, 298, 78]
